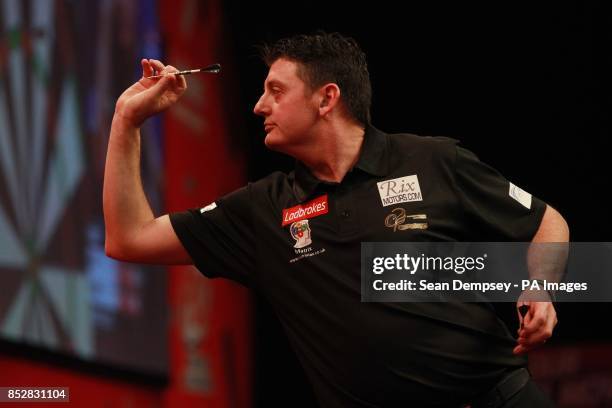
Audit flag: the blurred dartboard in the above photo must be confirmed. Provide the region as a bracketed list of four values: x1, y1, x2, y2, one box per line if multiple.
[0, 0, 167, 375]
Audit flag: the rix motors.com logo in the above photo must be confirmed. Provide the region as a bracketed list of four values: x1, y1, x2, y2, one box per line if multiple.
[377, 175, 423, 207]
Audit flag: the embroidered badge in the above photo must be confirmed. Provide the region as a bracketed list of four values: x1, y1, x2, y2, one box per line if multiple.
[509, 182, 532, 209]
[200, 202, 217, 213]
[377, 175, 423, 207]
[287, 219, 326, 263]
[384, 207, 428, 231]
[290, 220, 312, 249]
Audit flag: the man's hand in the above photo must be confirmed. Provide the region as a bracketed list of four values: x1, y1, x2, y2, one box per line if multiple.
[115, 58, 187, 128]
[513, 300, 557, 355]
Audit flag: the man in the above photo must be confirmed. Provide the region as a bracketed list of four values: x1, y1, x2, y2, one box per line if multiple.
[104, 32, 568, 407]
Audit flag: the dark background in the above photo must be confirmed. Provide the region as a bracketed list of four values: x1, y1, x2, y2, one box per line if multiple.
[221, 1, 610, 406]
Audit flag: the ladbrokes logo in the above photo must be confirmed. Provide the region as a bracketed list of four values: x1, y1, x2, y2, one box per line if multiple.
[282, 195, 328, 226]
[377, 175, 422, 207]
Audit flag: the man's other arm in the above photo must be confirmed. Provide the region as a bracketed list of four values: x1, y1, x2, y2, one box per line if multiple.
[514, 204, 569, 354]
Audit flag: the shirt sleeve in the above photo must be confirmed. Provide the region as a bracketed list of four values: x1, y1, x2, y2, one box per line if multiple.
[169, 185, 255, 287]
[453, 144, 547, 241]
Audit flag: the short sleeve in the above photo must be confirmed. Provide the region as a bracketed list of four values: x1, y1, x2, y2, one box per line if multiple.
[453, 145, 547, 241]
[169, 185, 254, 286]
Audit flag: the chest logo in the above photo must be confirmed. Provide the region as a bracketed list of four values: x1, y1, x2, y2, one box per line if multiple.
[385, 208, 428, 231]
[290, 220, 312, 249]
[282, 194, 328, 226]
[287, 218, 326, 263]
[377, 175, 422, 207]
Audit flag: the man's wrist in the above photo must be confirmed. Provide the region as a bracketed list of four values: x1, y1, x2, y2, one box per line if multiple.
[533, 279, 556, 302]
[112, 111, 140, 132]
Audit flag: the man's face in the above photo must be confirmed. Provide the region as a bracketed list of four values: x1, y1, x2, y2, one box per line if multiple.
[253, 58, 319, 154]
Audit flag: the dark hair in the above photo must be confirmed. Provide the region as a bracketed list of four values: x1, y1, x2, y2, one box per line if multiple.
[259, 32, 372, 125]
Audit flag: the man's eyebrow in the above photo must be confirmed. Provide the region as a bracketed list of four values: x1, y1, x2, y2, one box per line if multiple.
[265, 79, 285, 89]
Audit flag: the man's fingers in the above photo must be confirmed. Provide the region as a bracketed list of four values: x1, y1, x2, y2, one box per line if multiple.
[522, 315, 546, 336]
[519, 319, 555, 345]
[145, 60, 186, 89]
[141, 64, 184, 105]
[176, 73, 187, 89]
[514, 302, 556, 355]
[513, 344, 528, 355]
[517, 303, 555, 344]
[516, 323, 551, 350]
[149, 60, 180, 78]
[141, 59, 154, 78]
[519, 328, 552, 346]
[159, 65, 187, 92]
[520, 303, 548, 336]
[148, 59, 166, 74]
[513, 338, 547, 355]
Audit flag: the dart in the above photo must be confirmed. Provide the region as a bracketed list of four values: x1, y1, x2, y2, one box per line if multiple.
[519, 304, 529, 330]
[146, 63, 221, 79]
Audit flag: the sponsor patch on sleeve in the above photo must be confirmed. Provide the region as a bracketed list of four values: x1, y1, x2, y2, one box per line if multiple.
[200, 202, 218, 213]
[509, 182, 532, 209]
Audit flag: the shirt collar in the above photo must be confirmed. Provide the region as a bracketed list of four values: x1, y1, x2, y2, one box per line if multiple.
[354, 124, 390, 177]
[291, 125, 390, 202]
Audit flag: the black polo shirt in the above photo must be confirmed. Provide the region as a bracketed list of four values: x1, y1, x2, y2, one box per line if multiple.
[170, 125, 547, 407]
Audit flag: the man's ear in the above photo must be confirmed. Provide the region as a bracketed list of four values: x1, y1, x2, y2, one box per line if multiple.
[318, 83, 341, 116]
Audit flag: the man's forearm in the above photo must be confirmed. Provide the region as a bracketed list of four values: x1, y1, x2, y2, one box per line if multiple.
[103, 115, 155, 258]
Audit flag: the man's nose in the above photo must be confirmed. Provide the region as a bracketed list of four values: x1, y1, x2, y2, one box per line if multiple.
[253, 94, 269, 116]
